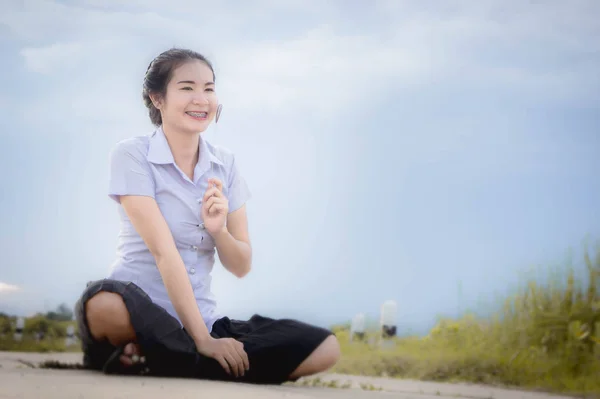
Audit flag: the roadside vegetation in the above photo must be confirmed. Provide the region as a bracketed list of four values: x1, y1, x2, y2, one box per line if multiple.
[331, 240, 599, 396]
[0, 304, 79, 353]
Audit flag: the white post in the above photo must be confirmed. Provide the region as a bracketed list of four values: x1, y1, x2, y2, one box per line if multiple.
[350, 313, 366, 342]
[14, 317, 24, 342]
[65, 325, 76, 347]
[380, 300, 397, 348]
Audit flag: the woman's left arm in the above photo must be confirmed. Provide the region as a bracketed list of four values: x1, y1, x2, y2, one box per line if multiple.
[212, 205, 252, 278]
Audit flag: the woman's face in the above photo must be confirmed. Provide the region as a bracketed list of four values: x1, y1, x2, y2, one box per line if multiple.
[155, 59, 218, 135]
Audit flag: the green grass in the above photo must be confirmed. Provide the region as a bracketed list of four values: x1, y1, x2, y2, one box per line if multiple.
[0, 336, 81, 353]
[331, 241, 600, 396]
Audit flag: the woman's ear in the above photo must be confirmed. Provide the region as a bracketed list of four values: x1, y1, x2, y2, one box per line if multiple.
[150, 94, 161, 109]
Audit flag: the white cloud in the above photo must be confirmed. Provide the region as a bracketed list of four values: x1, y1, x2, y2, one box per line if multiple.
[216, 25, 431, 116]
[2, 0, 254, 45]
[20, 42, 84, 75]
[0, 282, 20, 294]
[6, 0, 600, 131]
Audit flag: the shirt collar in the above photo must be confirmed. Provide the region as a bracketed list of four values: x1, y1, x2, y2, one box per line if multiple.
[147, 126, 224, 169]
[147, 126, 174, 164]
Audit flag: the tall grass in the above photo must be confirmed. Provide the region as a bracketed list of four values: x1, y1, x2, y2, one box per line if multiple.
[333, 241, 600, 396]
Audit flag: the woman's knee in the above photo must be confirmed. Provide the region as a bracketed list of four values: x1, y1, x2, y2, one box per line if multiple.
[319, 334, 341, 368]
[290, 334, 341, 378]
[85, 291, 135, 346]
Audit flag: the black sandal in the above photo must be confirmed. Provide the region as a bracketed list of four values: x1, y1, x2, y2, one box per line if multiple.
[102, 345, 149, 376]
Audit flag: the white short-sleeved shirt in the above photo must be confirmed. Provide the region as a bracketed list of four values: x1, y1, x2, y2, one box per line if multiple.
[106, 126, 251, 331]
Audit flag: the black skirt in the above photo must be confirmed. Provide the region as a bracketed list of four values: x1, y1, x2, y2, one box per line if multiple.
[74, 279, 333, 385]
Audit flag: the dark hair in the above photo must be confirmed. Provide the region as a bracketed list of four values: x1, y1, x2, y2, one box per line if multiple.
[142, 48, 216, 126]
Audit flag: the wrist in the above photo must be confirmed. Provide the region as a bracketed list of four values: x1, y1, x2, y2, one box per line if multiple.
[210, 225, 229, 241]
[194, 334, 214, 349]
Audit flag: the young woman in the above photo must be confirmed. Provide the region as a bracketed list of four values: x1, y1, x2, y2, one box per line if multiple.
[73, 48, 340, 384]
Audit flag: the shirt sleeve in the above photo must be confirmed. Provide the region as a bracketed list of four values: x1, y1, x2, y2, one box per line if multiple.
[108, 140, 156, 203]
[226, 154, 251, 213]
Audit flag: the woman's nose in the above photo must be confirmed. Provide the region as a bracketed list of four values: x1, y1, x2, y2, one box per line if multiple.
[192, 94, 209, 104]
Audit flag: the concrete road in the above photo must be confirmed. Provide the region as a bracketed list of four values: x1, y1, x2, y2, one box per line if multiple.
[0, 352, 579, 399]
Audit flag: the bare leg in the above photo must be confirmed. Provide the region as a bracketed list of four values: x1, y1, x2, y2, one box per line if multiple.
[85, 291, 141, 366]
[288, 335, 341, 380]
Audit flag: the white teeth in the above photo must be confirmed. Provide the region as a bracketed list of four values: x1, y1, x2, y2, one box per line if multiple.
[187, 111, 207, 118]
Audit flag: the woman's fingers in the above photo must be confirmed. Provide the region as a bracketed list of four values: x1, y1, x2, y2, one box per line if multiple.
[235, 342, 250, 371]
[203, 187, 222, 201]
[208, 178, 224, 193]
[204, 197, 227, 216]
[209, 204, 227, 216]
[215, 355, 232, 375]
[223, 353, 242, 377]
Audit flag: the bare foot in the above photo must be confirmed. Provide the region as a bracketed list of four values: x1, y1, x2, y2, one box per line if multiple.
[119, 342, 144, 367]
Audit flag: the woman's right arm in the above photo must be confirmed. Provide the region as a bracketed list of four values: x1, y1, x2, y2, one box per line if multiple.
[108, 142, 248, 377]
[119, 195, 212, 344]
[120, 195, 248, 377]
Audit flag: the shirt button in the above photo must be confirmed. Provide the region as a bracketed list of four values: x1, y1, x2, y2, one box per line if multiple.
[198, 223, 205, 230]
[190, 268, 196, 275]
[191, 245, 198, 251]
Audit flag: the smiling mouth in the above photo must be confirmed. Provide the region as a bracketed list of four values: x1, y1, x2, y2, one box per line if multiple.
[186, 111, 208, 119]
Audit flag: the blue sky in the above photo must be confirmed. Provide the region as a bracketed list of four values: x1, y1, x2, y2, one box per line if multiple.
[1, 0, 599, 334]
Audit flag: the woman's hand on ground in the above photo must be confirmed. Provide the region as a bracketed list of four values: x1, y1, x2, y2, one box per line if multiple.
[196, 336, 249, 377]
